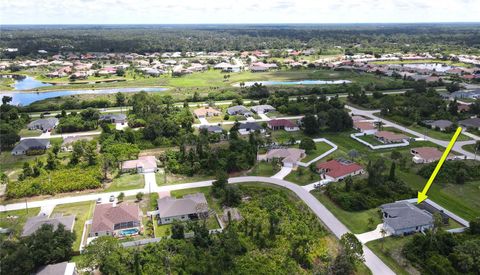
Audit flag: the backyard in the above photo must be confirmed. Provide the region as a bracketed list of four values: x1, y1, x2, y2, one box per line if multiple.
[0, 208, 40, 238]
[104, 173, 145, 192]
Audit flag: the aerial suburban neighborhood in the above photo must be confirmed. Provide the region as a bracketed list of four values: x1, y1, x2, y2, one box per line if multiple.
[1, 2, 480, 275]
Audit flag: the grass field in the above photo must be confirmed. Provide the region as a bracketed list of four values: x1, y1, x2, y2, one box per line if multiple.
[366, 236, 418, 275]
[461, 143, 479, 154]
[356, 134, 385, 146]
[104, 173, 145, 192]
[18, 129, 42, 137]
[284, 167, 320, 185]
[0, 207, 40, 238]
[156, 173, 213, 186]
[370, 59, 474, 68]
[247, 161, 281, 177]
[406, 124, 471, 141]
[311, 190, 382, 234]
[297, 141, 333, 162]
[51, 201, 95, 251]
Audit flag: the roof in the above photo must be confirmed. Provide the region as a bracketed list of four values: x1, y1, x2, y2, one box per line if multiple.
[227, 105, 251, 114]
[316, 159, 364, 179]
[122, 155, 157, 170]
[424, 120, 453, 129]
[250, 105, 275, 113]
[268, 119, 296, 128]
[238, 122, 263, 131]
[35, 262, 76, 275]
[157, 193, 208, 218]
[459, 118, 480, 128]
[263, 148, 305, 163]
[199, 125, 223, 133]
[13, 139, 50, 152]
[62, 135, 94, 146]
[353, 121, 376, 131]
[28, 118, 58, 129]
[22, 214, 75, 237]
[380, 202, 433, 230]
[91, 203, 140, 233]
[99, 113, 126, 122]
[193, 107, 221, 117]
[411, 147, 451, 161]
[374, 131, 408, 141]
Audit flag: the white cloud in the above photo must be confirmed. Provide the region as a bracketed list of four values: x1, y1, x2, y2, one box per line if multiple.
[0, 0, 479, 24]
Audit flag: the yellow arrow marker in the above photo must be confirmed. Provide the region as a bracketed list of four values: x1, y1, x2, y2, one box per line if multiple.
[417, 127, 463, 204]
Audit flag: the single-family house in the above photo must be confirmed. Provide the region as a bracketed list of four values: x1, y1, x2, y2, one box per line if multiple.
[458, 118, 480, 130]
[423, 120, 453, 131]
[12, 139, 50, 155]
[35, 262, 77, 275]
[227, 105, 252, 117]
[199, 125, 224, 134]
[257, 148, 306, 168]
[238, 122, 265, 135]
[89, 203, 141, 237]
[27, 118, 59, 132]
[410, 147, 457, 163]
[380, 202, 434, 236]
[353, 121, 377, 134]
[156, 193, 209, 224]
[193, 107, 221, 118]
[99, 114, 127, 124]
[316, 159, 364, 182]
[121, 155, 157, 173]
[250, 105, 276, 114]
[213, 62, 241, 72]
[22, 214, 75, 237]
[374, 131, 408, 144]
[267, 119, 299, 131]
[61, 136, 94, 152]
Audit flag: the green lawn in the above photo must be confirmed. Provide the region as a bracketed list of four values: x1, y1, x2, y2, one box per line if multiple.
[356, 134, 385, 146]
[284, 167, 320, 185]
[461, 144, 479, 155]
[296, 141, 333, 162]
[311, 190, 382, 234]
[366, 236, 418, 275]
[247, 161, 281, 177]
[407, 124, 471, 141]
[104, 173, 145, 192]
[396, 170, 480, 221]
[51, 201, 95, 251]
[0, 208, 40, 238]
[156, 173, 214, 186]
[18, 129, 42, 137]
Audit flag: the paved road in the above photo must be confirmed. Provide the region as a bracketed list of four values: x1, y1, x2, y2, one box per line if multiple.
[346, 105, 478, 160]
[20, 130, 102, 140]
[0, 175, 395, 275]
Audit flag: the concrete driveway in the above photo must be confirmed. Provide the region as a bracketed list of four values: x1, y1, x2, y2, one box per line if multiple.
[271, 166, 292, 179]
[356, 224, 391, 244]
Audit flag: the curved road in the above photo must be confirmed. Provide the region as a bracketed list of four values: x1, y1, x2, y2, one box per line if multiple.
[0, 175, 394, 275]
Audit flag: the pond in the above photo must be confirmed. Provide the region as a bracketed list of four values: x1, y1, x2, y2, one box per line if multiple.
[0, 87, 169, 106]
[235, 79, 352, 87]
[11, 76, 54, 90]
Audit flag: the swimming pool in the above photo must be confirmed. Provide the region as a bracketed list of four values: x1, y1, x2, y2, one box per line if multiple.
[119, 228, 139, 236]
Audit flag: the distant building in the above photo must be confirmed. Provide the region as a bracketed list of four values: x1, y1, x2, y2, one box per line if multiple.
[12, 139, 50, 155]
[410, 147, 457, 164]
[250, 105, 276, 114]
[459, 118, 480, 130]
[374, 131, 408, 144]
[121, 155, 157, 173]
[35, 262, 77, 275]
[99, 114, 127, 124]
[238, 122, 264, 135]
[353, 121, 377, 134]
[27, 118, 59, 132]
[89, 203, 141, 238]
[380, 202, 434, 236]
[267, 119, 299, 132]
[199, 125, 224, 134]
[22, 214, 75, 237]
[193, 107, 221, 118]
[316, 159, 364, 182]
[422, 120, 453, 131]
[227, 105, 252, 117]
[156, 193, 209, 224]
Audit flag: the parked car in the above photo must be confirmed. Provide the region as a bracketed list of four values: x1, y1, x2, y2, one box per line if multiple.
[96, 197, 102, 204]
[109, 195, 115, 202]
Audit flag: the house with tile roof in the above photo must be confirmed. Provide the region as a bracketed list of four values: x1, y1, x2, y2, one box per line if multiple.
[121, 155, 158, 173]
[257, 148, 306, 168]
[267, 119, 299, 131]
[374, 131, 409, 144]
[410, 147, 457, 164]
[380, 201, 434, 236]
[156, 193, 209, 224]
[89, 203, 141, 238]
[316, 159, 364, 182]
[193, 107, 221, 118]
[353, 121, 377, 134]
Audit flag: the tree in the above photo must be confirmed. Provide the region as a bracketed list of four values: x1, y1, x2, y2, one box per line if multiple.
[2, 96, 12, 105]
[302, 114, 319, 135]
[380, 227, 387, 251]
[299, 137, 316, 153]
[340, 233, 364, 264]
[78, 236, 122, 272]
[448, 99, 458, 116]
[117, 192, 125, 202]
[45, 151, 59, 170]
[212, 171, 228, 198]
[136, 192, 144, 201]
[223, 185, 241, 207]
[469, 217, 480, 234]
[115, 92, 126, 106]
[389, 162, 396, 180]
[345, 176, 353, 192]
[171, 221, 185, 239]
[330, 250, 355, 275]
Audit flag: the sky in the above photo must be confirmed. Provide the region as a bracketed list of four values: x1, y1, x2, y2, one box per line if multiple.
[1, 0, 479, 25]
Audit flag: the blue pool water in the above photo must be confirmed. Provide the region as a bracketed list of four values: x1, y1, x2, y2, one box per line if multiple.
[237, 79, 352, 87]
[0, 87, 169, 106]
[119, 228, 139, 236]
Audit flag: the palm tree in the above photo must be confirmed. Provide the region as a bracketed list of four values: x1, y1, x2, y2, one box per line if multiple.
[474, 140, 480, 161]
[380, 227, 387, 251]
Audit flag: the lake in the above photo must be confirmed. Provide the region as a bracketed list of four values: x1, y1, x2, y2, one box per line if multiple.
[0, 87, 169, 106]
[235, 80, 352, 87]
[12, 76, 54, 90]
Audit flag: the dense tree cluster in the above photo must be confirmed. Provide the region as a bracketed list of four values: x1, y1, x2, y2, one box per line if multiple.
[325, 159, 414, 211]
[418, 161, 480, 184]
[56, 108, 100, 133]
[0, 96, 30, 150]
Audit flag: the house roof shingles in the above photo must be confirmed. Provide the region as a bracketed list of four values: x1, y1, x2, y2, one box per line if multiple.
[316, 159, 364, 179]
[380, 202, 433, 231]
[268, 119, 296, 128]
[22, 214, 75, 237]
[157, 193, 208, 218]
[91, 203, 140, 233]
[13, 139, 50, 152]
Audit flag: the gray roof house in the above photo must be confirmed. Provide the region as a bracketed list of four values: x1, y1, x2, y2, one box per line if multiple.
[380, 202, 434, 236]
[99, 113, 127, 124]
[156, 193, 209, 224]
[27, 118, 59, 131]
[450, 89, 480, 99]
[35, 262, 76, 275]
[238, 122, 265, 135]
[199, 125, 224, 134]
[227, 105, 252, 116]
[250, 105, 276, 114]
[22, 214, 75, 237]
[458, 118, 480, 130]
[423, 119, 453, 131]
[12, 139, 50, 156]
